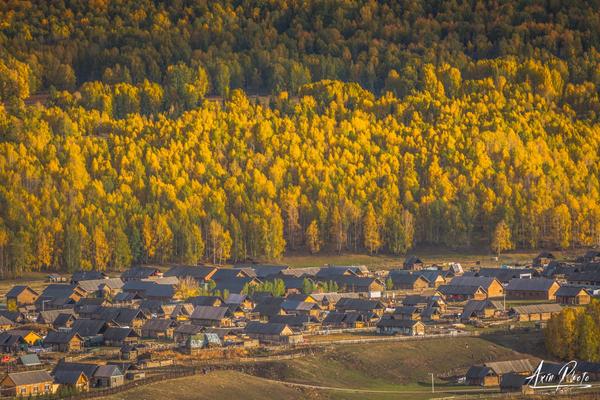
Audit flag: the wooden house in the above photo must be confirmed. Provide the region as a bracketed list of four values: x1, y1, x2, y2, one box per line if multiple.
[0, 370, 56, 397]
[506, 278, 560, 300]
[392, 306, 422, 321]
[438, 285, 487, 301]
[8, 330, 42, 346]
[460, 300, 503, 322]
[583, 250, 600, 263]
[53, 370, 89, 392]
[555, 286, 592, 305]
[244, 321, 303, 344]
[190, 306, 232, 327]
[141, 319, 176, 339]
[447, 276, 504, 298]
[43, 331, 83, 352]
[5, 286, 39, 309]
[335, 298, 386, 316]
[509, 304, 562, 322]
[93, 365, 124, 388]
[533, 251, 555, 268]
[377, 318, 425, 336]
[389, 272, 430, 291]
[102, 327, 139, 346]
[0, 315, 15, 331]
[403, 256, 424, 271]
[120, 266, 163, 282]
[466, 359, 533, 387]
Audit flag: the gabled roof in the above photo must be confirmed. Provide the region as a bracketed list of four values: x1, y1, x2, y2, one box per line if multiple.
[438, 284, 485, 296]
[71, 271, 108, 282]
[44, 330, 82, 344]
[470, 268, 534, 283]
[485, 359, 534, 375]
[211, 268, 256, 281]
[37, 309, 75, 324]
[6, 285, 38, 298]
[461, 300, 501, 319]
[54, 370, 87, 385]
[213, 277, 259, 294]
[163, 265, 217, 280]
[555, 286, 590, 297]
[52, 361, 98, 379]
[77, 278, 124, 293]
[281, 299, 319, 312]
[71, 319, 107, 337]
[224, 293, 248, 305]
[244, 321, 291, 335]
[233, 264, 290, 278]
[335, 298, 384, 311]
[377, 318, 422, 328]
[315, 266, 359, 279]
[175, 324, 204, 335]
[506, 278, 558, 292]
[535, 251, 555, 259]
[188, 296, 223, 307]
[404, 255, 423, 266]
[6, 370, 53, 385]
[121, 266, 162, 280]
[94, 365, 123, 378]
[448, 276, 500, 289]
[390, 273, 430, 285]
[103, 327, 139, 341]
[142, 318, 175, 331]
[0, 315, 15, 327]
[510, 304, 562, 315]
[270, 314, 313, 327]
[190, 306, 230, 321]
[19, 354, 41, 366]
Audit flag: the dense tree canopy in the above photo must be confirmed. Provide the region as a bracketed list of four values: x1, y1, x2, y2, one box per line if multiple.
[0, 1, 599, 276]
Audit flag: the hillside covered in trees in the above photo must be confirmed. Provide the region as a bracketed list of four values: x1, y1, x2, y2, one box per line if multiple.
[0, 0, 599, 276]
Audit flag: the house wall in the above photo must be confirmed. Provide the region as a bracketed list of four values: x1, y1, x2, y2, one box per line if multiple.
[0, 380, 56, 397]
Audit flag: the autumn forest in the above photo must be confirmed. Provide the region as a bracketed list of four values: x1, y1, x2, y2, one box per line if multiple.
[0, 0, 599, 277]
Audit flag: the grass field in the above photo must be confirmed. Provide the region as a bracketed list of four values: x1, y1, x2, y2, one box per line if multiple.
[104, 333, 544, 400]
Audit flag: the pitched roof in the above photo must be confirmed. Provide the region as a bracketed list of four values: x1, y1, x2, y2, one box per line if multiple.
[94, 365, 123, 378]
[244, 321, 291, 335]
[163, 265, 217, 280]
[142, 319, 175, 331]
[224, 293, 248, 305]
[470, 268, 534, 283]
[190, 306, 230, 321]
[404, 255, 423, 266]
[19, 354, 41, 366]
[103, 327, 138, 341]
[485, 359, 534, 375]
[175, 324, 204, 335]
[448, 276, 500, 289]
[77, 278, 124, 293]
[120, 266, 161, 280]
[52, 361, 98, 379]
[270, 314, 313, 327]
[390, 273, 430, 285]
[281, 299, 319, 312]
[506, 278, 558, 292]
[377, 318, 422, 328]
[53, 370, 87, 385]
[555, 286, 590, 297]
[71, 271, 108, 282]
[233, 264, 290, 278]
[44, 331, 81, 344]
[335, 298, 384, 311]
[438, 284, 484, 296]
[0, 315, 15, 327]
[510, 303, 562, 315]
[71, 319, 107, 337]
[6, 285, 38, 298]
[6, 370, 53, 385]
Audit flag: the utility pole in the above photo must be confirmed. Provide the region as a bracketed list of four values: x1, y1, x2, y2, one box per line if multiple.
[430, 373, 435, 393]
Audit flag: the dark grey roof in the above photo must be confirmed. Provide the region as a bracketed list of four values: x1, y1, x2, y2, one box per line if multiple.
[19, 354, 41, 366]
[281, 299, 318, 312]
[404, 255, 423, 266]
[224, 293, 248, 305]
[449, 276, 499, 288]
[142, 319, 175, 331]
[470, 268, 534, 283]
[270, 314, 313, 327]
[6, 285, 37, 298]
[175, 324, 204, 335]
[163, 265, 216, 280]
[555, 286, 590, 297]
[510, 304, 562, 315]
[211, 268, 256, 281]
[44, 331, 81, 345]
[390, 273, 429, 285]
[103, 327, 138, 341]
[188, 296, 223, 306]
[233, 264, 290, 278]
[244, 321, 290, 335]
[506, 278, 558, 292]
[466, 365, 492, 379]
[94, 365, 123, 378]
[121, 266, 161, 280]
[53, 370, 86, 385]
[52, 361, 98, 379]
[438, 284, 484, 296]
[71, 271, 107, 282]
[335, 298, 384, 311]
[7, 370, 53, 385]
[77, 278, 124, 293]
[71, 319, 107, 337]
[377, 318, 422, 328]
[190, 306, 230, 321]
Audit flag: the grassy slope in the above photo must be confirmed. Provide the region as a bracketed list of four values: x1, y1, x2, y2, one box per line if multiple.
[104, 333, 544, 400]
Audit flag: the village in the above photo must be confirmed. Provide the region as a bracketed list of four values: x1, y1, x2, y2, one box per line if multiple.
[0, 250, 600, 398]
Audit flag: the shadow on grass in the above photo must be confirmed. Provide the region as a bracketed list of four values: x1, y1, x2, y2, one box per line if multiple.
[479, 329, 549, 359]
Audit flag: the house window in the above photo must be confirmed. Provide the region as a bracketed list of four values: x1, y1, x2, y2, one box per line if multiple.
[44, 384, 50, 391]
[20, 388, 27, 394]
[33, 387, 39, 393]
